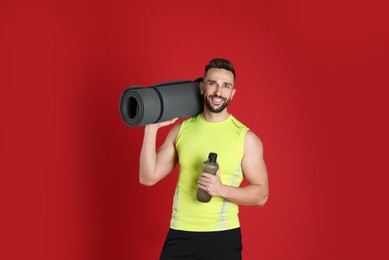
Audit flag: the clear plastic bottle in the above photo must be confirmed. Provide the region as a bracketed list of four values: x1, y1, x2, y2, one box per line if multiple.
[196, 152, 219, 203]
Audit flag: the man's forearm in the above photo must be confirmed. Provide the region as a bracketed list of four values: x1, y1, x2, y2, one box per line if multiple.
[138, 120, 179, 186]
[220, 184, 268, 207]
[139, 126, 158, 185]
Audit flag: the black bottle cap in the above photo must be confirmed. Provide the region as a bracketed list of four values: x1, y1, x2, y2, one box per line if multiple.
[208, 152, 217, 163]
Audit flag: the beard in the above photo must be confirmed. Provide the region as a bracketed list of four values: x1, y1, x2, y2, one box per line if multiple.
[204, 94, 232, 113]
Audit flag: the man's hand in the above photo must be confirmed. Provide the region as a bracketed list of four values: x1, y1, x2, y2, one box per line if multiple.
[145, 118, 179, 132]
[197, 169, 225, 197]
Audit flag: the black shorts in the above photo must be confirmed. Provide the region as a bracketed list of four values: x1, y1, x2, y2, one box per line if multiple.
[160, 228, 242, 260]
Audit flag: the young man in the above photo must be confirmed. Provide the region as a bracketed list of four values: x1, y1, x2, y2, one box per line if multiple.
[139, 58, 269, 260]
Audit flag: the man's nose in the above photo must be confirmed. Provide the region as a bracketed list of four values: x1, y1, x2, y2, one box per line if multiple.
[214, 85, 221, 96]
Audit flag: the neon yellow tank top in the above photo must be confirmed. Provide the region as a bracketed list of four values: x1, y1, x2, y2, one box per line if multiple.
[171, 113, 249, 231]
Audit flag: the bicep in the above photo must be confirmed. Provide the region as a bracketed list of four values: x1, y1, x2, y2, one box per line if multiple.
[155, 124, 180, 178]
[241, 131, 268, 186]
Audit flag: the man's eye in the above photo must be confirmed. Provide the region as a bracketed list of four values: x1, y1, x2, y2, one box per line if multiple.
[209, 82, 215, 86]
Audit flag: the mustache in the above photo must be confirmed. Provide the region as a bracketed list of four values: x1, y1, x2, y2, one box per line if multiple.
[207, 94, 226, 100]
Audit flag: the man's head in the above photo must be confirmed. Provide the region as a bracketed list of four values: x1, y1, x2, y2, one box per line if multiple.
[200, 58, 236, 113]
[204, 58, 236, 80]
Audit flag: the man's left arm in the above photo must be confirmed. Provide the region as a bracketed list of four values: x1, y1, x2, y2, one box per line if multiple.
[198, 130, 269, 206]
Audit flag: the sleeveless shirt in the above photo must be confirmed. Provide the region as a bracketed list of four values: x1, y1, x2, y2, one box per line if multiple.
[170, 113, 249, 231]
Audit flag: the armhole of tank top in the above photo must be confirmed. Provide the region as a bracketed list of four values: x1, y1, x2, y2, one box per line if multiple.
[239, 128, 249, 160]
[175, 120, 186, 148]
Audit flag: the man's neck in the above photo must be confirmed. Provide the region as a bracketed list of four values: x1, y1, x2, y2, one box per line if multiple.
[202, 109, 230, 122]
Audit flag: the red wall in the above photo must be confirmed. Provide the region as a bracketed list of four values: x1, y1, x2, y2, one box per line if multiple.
[1, 0, 388, 259]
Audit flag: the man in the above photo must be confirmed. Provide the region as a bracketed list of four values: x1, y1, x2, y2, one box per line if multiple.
[139, 58, 269, 259]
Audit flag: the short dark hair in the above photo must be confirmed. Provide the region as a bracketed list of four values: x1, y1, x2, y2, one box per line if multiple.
[204, 58, 236, 79]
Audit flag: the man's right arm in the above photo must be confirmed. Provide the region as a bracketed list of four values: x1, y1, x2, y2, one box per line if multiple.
[139, 118, 180, 186]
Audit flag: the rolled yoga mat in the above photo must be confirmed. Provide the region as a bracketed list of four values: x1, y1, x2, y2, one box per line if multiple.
[119, 78, 203, 127]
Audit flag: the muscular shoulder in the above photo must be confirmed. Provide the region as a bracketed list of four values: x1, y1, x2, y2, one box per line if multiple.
[244, 130, 264, 154]
[167, 122, 182, 143]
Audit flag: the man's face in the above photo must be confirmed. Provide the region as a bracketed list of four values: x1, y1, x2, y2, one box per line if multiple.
[200, 68, 236, 113]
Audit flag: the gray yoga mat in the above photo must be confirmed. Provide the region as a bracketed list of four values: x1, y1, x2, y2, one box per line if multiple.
[119, 79, 203, 127]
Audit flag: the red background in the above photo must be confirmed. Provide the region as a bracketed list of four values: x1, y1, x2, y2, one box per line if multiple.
[1, 0, 388, 259]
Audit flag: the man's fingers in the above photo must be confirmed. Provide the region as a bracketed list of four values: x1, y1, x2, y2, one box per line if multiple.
[161, 118, 179, 127]
[150, 117, 179, 129]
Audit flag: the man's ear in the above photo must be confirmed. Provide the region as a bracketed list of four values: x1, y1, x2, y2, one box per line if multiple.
[200, 81, 204, 95]
[231, 88, 236, 100]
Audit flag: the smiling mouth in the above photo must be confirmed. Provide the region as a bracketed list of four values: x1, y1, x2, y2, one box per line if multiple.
[210, 96, 225, 105]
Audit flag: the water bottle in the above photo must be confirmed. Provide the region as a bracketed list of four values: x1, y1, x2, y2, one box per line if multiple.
[196, 152, 219, 203]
